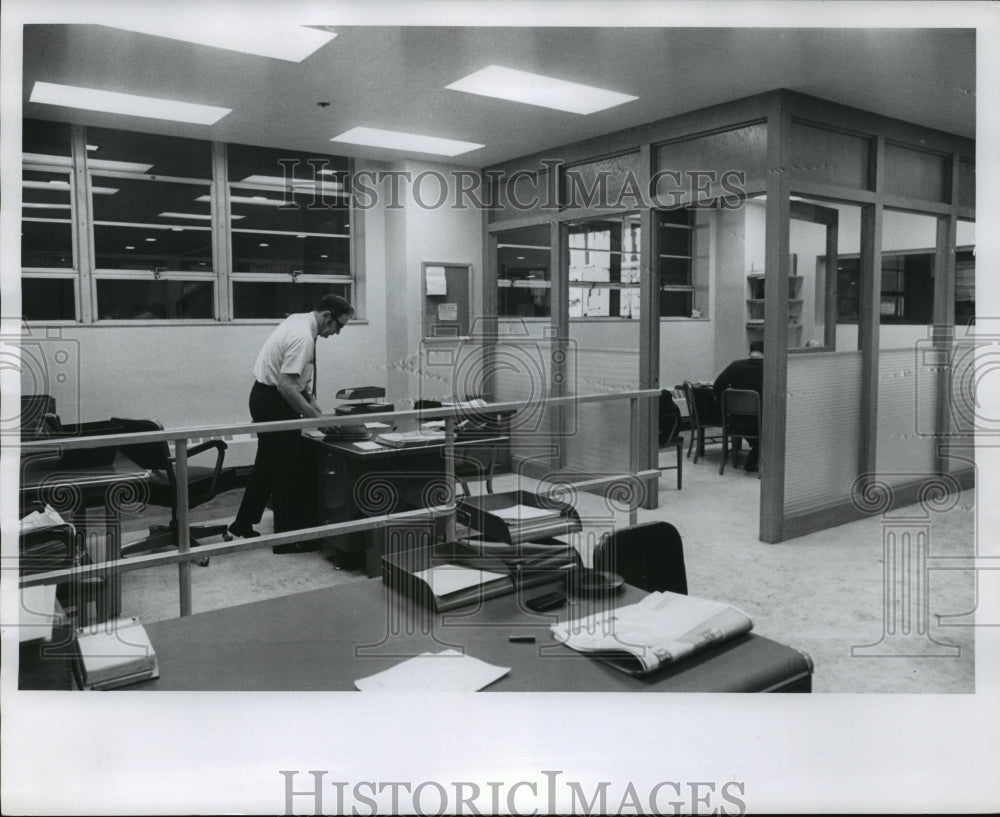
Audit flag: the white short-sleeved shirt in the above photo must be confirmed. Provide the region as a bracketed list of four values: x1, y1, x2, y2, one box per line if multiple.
[252, 312, 318, 393]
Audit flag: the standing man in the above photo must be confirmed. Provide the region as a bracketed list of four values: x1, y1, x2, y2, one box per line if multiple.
[713, 340, 764, 472]
[229, 293, 354, 552]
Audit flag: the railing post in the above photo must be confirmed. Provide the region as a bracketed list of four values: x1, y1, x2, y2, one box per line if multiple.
[629, 396, 640, 526]
[175, 438, 193, 617]
[444, 416, 457, 542]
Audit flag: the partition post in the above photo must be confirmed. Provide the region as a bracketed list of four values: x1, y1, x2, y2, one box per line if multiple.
[174, 439, 193, 617]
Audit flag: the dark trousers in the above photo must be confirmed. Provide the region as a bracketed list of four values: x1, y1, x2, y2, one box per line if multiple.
[233, 382, 316, 533]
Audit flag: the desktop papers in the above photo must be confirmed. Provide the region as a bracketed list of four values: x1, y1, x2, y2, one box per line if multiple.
[551, 591, 753, 676]
[490, 504, 558, 522]
[413, 564, 508, 597]
[354, 649, 510, 691]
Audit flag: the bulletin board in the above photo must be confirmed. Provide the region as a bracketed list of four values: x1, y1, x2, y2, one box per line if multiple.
[422, 262, 471, 339]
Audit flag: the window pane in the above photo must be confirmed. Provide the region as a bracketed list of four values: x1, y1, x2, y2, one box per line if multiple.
[22, 278, 75, 320]
[232, 282, 351, 319]
[567, 214, 640, 318]
[880, 210, 936, 341]
[23, 118, 72, 161]
[92, 176, 213, 271]
[22, 169, 73, 268]
[96, 280, 214, 320]
[228, 143, 351, 278]
[84, 126, 212, 178]
[955, 220, 975, 327]
[497, 224, 550, 318]
[656, 207, 710, 318]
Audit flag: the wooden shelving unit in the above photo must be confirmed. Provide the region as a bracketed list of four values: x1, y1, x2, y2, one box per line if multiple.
[746, 254, 802, 348]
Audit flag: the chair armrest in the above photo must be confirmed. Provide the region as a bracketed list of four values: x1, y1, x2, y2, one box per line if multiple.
[182, 439, 228, 497]
[188, 439, 228, 458]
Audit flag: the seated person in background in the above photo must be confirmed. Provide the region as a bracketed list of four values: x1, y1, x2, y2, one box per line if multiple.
[713, 340, 764, 472]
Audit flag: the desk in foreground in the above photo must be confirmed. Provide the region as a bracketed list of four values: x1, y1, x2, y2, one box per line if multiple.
[124, 582, 812, 692]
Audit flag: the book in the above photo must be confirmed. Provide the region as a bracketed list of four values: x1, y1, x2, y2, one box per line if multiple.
[550, 591, 753, 676]
[354, 649, 510, 691]
[74, 616, 159, 690]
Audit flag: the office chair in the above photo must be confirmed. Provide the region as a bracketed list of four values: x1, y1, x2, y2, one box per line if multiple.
[682, 381, 723, 464]
[110, 418, 231, 563]
[657, 391, 684, 490]
[719, 389, 761, 477]
[415, 399, 498, 496]
[592, 521, 688, 595]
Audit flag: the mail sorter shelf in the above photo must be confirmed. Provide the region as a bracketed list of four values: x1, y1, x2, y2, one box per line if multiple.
[457, 490, 582, 545]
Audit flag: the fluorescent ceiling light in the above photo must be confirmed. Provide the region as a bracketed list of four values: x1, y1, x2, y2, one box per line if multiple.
[330, 127, 483, 157]
[30, 81, 230, 125]
[159, 211, 242, 221]
[23, 202, 71, 209]
[446, 65, 637, 115]
[23, 152, 153, 173]
[239, 174, 344, 193]
[22, 180, 118, 194]
[102, 23, 335, 62]
[196, 194, 286, 207]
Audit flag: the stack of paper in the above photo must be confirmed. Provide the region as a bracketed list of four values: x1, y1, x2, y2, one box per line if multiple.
[354, 649, 510, 691]
[19, 504, 67, 533]
[74, 616, 159, 690]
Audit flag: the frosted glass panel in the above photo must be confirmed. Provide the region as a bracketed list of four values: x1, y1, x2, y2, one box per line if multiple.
[875, 348, 937, 482]
[785, 353, 863, 514]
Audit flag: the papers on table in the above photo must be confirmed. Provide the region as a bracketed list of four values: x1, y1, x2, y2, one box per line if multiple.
[19, 504, 67, 533]
[352, 441, 384, 451]
[413, 564, 508, 597]
[354, 649, 510, 691]
[490, 503, 558, 522]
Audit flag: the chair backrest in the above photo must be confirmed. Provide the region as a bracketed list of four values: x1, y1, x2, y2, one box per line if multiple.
[721, 389, 761, 419]
[109, 417, 172, 472]
[683, 381, 720, 429]
[593, 521, 687, 595]
[658, 390, 681, 445]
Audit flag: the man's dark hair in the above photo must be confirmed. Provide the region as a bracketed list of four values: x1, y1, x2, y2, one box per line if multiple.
[316, 293, 354, 319]
[749, 340, 764, 354]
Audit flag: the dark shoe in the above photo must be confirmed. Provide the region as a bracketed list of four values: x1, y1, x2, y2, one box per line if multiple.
[271, 541, 321, 554]
[228, 524, 260, 538]
[745, 461, 759, 473]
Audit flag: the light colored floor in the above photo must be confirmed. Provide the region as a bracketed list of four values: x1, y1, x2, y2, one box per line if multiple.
[118, 439, 976, 693]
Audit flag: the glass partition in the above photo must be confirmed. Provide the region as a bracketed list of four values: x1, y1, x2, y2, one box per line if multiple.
[567, 213, 641, 318]
[496, 224, 551, 318]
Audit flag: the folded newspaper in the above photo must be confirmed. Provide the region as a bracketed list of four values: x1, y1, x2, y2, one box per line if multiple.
[550, 591, 753, 676]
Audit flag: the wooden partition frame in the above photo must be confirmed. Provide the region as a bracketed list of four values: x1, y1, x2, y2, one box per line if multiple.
[483, 88, 975, 542]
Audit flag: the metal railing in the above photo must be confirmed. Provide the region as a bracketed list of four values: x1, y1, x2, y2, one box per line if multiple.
[19, 390, 661, 616]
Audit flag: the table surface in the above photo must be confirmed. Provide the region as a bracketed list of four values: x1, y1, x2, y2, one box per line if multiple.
[124, 580, 812, 692]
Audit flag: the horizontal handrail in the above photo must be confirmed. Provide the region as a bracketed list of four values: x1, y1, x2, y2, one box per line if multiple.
[20, 390, 662, 452]
[18, 506, 455, 588]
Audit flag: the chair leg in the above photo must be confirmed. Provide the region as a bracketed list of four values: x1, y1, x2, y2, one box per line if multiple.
[675, 440, 683, 490]
[686, 430, 695, 459]
[692, 429, 701, 464]
[719, 432, 727, 475]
